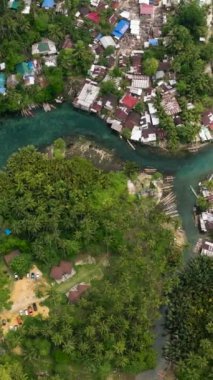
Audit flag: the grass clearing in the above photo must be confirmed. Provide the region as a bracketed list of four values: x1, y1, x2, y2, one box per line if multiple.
[56, 264, 103, 294]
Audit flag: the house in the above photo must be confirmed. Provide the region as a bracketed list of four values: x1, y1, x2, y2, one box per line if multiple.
[161, 93, 181, 116]
[8, 0, 19, 10]
[74, 80, 100, 111]
[199, 126, 212, 142]
[32, 39, 57, 56]
[115, 106, 129, 122]
[7, 74, 19, 88]
[112, 19, 130, 40]
[121, 93, 138, 109]
[0, 62, 5, 71]
[131, 52, 142, 74]
[202, 109, 213, 130]
[42, 0, 55, 9]
[130, 75, 150, 95]
[141, 125, 157, 143]
[201, 241, 213, 257]
[100, 36, 116, 49]
[0, 73, 6, 95]
[108, 14, 117, 25]
[16, 61, 36, 86]
[89, 64, 107, 80]
[124, 111, 141, 129]
[91, 99, 103, 113]
[86, 12, 100, 24]
[22, 0, 31, 13]
[102, 94, 118, 111]
[4, 250, 20, 267]
[56, 1, 68, 15]
[67, 283, 90, 303]
[110, 119, 122, 132]
[43, 55, 57, 67]
[16, 62, 32, 76]
[91, 0, 100, 6]
[130, 20, 140, 37]
[149, 38, 158, 47]
[50, 260, 75, 284]
[131, 126, 142, 141]
[139, 4, 154, 18]
[199, 212, 213, 232]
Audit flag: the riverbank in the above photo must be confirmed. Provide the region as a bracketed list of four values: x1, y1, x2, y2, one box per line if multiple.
[48, 135, 124, 172]
[20, 102, 213, 155]
[0, 103, 212, 380]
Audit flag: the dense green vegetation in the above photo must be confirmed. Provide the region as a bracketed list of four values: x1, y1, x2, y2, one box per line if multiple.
[165, 256, 213, 380]
[0, 260, 12, 312]
[0, 147, 182, 379]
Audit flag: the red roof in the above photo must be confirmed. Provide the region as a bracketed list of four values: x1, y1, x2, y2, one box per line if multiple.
[50, 266, 63, 280]
[68, 284, 90, 303]
[140, 4, 154, 15]
[50, 261, 73, 280]
[86, 12, 100, 24]
[115, 107, 129, 122]
[60, 261, 72, 274]
[121, 94, 138, 109]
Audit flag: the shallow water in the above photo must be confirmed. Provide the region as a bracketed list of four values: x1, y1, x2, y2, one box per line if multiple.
[0, 104, 212, 380]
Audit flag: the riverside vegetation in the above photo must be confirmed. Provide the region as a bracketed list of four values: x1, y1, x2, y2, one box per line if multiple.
[0, 145, 183, 379]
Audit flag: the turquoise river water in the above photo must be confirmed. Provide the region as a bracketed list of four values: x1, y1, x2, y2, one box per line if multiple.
[0, 104, 212, 248]
[0, 104, 212, 380]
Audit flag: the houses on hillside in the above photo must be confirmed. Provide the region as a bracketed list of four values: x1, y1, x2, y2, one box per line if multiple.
[50, 261, 76, 284]
[4, 0, 213, 147]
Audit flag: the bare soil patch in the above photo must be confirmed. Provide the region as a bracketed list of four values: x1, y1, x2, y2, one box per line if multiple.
[0, 265, 49, 334]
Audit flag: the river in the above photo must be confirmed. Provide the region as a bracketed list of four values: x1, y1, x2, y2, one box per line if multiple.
[0, 104, 212, 379]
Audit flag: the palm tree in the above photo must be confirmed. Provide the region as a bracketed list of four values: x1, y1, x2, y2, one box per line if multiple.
[52, 332, 63, 346]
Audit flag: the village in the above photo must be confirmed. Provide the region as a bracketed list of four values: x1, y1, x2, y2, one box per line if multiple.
[0, 0, 212, 149]
[193, 173, 213, 257]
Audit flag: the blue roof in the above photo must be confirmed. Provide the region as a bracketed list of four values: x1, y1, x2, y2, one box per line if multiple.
[149, 38, 158, 46]
[28, 61, 34, 70]
[112, 19, 129, 39]
[42, 0, 55, 8]
[0, 87, 6, 95]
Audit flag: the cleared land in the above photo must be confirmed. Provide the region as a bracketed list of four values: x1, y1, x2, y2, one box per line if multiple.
[0, 265, 49, 334]
[56, 263, 103, 294]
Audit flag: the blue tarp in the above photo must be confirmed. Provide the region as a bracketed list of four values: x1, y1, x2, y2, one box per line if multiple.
[149, 38, 158, 46]
[112, 19, 129, 40]
[5, 229, 12, 236]
[42, 0, 55, 8]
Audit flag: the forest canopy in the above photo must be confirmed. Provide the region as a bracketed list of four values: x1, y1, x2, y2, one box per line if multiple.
[165, 256, 213, 380]
[0, 147, 181, 379]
